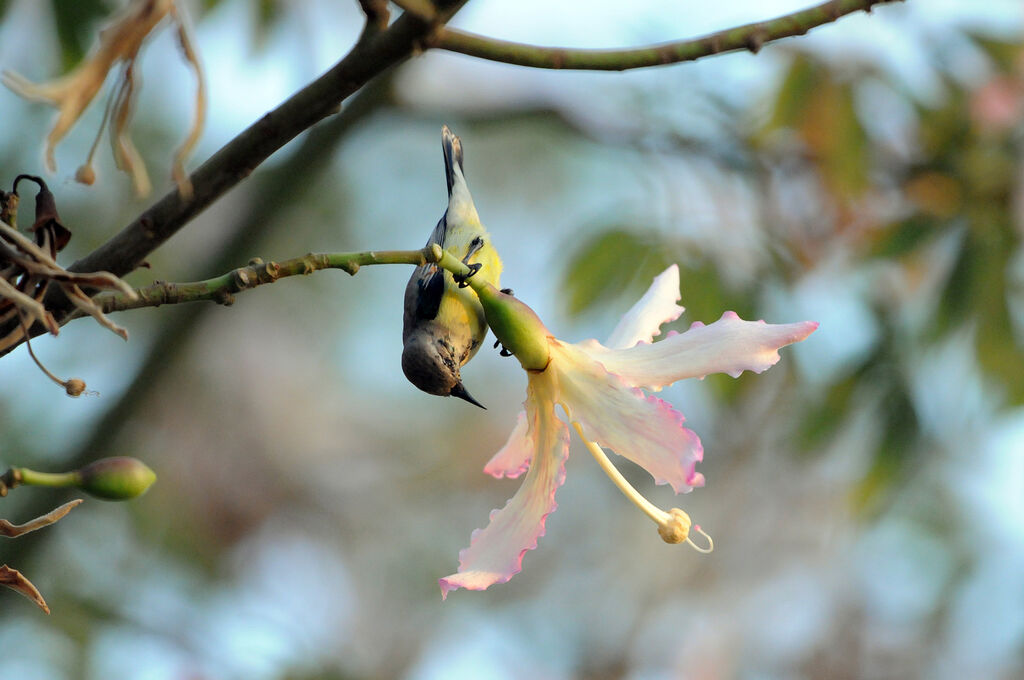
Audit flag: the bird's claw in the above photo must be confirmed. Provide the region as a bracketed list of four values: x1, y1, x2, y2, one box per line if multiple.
[454, 262, 482, 288]
[494, 339, 514, 357]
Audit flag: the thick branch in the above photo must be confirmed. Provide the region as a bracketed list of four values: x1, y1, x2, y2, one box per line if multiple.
[433, 0, 901, 71]
[97, 247, 450, 314]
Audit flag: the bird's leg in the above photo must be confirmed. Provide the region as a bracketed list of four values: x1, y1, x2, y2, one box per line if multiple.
[453, 237, 485, 288]
[493, 338, 514, 357]
[453, 263, 482, 288]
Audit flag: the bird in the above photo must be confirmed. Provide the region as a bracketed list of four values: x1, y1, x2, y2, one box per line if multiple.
[402, 125, 502, 408]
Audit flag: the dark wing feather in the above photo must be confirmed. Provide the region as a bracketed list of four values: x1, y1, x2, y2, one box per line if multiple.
[426, 211, 448, 249]
[402, 212, 449, 339]
[415, 267, 445, 321]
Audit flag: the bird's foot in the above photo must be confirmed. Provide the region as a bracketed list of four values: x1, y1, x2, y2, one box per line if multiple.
[454, 262, 482, 288]
[493, 339, 514, 357]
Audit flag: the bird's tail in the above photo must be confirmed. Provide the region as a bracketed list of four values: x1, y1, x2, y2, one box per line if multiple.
[441, 124, 464, 199]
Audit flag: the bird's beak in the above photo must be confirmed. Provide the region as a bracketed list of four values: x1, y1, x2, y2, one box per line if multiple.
[451, 382, 486, 409]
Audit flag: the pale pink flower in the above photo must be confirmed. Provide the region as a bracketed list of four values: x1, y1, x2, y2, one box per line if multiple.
[440, 265, 818, 598]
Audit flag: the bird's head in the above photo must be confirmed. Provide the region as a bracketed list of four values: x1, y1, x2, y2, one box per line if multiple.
[401, 332, 485, 408]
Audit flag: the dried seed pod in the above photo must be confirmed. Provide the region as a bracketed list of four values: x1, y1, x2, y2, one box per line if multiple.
[13, 175, 71, 253]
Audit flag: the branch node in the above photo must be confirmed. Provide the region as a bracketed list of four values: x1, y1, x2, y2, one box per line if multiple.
[263, 261, 282, 280]
[213, 289, 235, 306]
[745, 30, 767, 54]
[301, 254, 318, 275]
[232, 268, 253, 289]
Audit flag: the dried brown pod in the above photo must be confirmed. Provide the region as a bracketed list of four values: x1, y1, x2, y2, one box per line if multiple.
[14, 174, 71, 254]
[0, 500, 83, 614]
[0, 175, 138, 371]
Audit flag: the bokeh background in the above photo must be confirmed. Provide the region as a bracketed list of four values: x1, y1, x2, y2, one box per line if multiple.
[1, 0, 1023, 678]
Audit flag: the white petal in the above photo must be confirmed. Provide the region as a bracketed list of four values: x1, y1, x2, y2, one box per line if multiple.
[439, 373, 569, 598]
[552, 342, 704, 494]
[583, 312, 819, 391]
[483, 411, 531, 479]
[604, 264, 685, 350]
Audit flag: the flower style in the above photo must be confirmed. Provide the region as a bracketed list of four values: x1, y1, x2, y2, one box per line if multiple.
[439, 265, 818, 598]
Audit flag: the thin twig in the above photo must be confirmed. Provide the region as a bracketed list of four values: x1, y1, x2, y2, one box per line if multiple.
[97, 247, 442, 314]
[433, 0, 902, 71]
[16, 309, 72, 390]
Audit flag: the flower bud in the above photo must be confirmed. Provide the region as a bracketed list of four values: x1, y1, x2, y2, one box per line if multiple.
[76, 457, 156, 500]
[474, 283, 551, 371]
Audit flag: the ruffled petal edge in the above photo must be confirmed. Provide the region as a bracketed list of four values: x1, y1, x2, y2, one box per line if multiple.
[604, 264, 685, 350]
[440, 375, 570, 599]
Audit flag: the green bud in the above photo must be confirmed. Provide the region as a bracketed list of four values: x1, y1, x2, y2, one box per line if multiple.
[75, 457, 156, 501]
[473, 283, 551, 371]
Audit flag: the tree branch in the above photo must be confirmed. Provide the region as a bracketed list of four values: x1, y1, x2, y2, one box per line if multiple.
[96, 248, 445, 314]
[356, 0, 391, 38]
[0, 1, 465, 357]
[67, 2, 465, 280]
[432, 0, 902, 71]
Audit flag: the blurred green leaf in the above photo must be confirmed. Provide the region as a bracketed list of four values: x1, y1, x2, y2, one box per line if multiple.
[933, 209, 1023, 401]
[765, 54, 821, 133]
[763, 54, 869, 197]
[868, 216, 940, 259]
[798, 373, 857, 451]
[852, 370, 919, 516]
[674, 257, 754, 325]
[967, 33, 1023, 71]
[814, 81, 869, 197]
[562, 227, 666, 317]
[51, 0, 109, 70]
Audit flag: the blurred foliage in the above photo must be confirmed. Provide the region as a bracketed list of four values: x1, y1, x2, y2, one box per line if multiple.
[1, 2, 1022, 679]
[565, 37, 1024, 512]
[50, 0, 109, 70]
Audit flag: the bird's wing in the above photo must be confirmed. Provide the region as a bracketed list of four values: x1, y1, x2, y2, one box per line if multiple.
[426, 211, 448, 249]
[403, 212, 449, 328]
[414, 266, 445, 321]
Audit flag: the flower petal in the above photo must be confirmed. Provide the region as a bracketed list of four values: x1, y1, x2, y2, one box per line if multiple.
[604, 265, 685, 350]
[440, 373, 569, 598]
[483, 411, 532, 479]
[583, 312, 819, 391]
[552, 342, 704, 494]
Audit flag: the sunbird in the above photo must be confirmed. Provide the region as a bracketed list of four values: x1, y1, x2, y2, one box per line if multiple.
[402, 126, 503, 408]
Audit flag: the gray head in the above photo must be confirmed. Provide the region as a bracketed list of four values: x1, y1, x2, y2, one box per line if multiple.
[401, 332, 485, 408]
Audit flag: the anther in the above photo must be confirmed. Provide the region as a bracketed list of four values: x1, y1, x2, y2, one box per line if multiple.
[657, 507, 692, 544]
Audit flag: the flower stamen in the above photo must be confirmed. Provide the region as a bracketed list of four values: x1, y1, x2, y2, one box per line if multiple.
[572, 423, 713, 553]
[572, 422, 669, 525]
